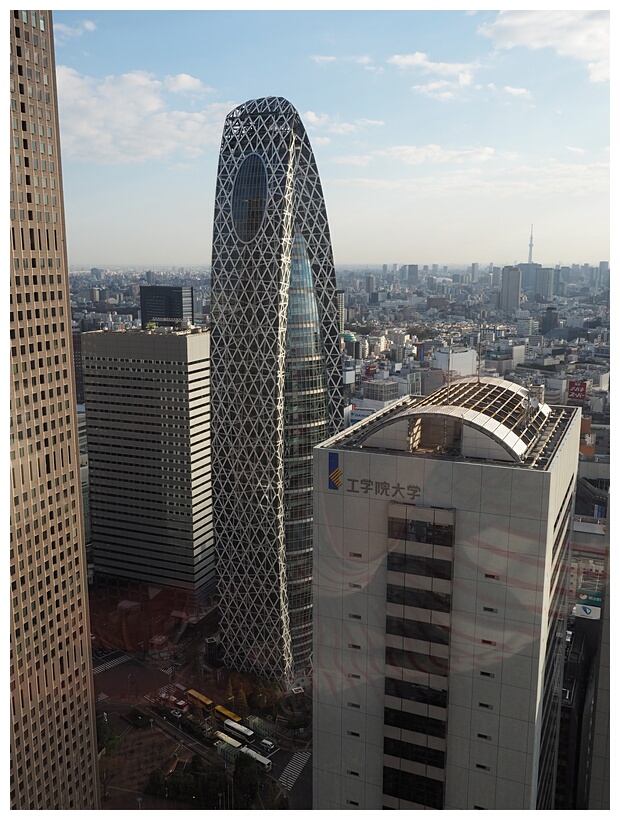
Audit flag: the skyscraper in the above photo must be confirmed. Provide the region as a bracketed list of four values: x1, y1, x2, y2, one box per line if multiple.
[9, 10, 99, 809]
[211, 96, 343, 681]
[82, 327, 214, 601]
[500, 265, 522, 313]
[140, 284, 194, 329]
[313, 377, 581, 809]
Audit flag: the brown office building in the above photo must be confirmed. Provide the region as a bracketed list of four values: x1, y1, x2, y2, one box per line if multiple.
[9, 10, 99, 809]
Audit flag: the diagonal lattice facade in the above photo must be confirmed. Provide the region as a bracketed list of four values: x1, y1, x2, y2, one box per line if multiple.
[211, 97, 344, 681]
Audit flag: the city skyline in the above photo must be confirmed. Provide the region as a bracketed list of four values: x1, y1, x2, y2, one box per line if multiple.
[52, 8, 610, 267]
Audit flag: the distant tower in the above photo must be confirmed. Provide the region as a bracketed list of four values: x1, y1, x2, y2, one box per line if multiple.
[528, 224, 534, 265]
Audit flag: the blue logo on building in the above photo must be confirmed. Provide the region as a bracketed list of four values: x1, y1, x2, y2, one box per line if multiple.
[328, 452, 342, 490]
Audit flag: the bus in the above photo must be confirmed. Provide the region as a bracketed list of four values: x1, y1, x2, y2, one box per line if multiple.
[239, 746, 272, 773]
[224, 718, 254, 741]
[187, 689, 214, 711]
[215, 704, 242, 722]
[214, 731, 242, 749]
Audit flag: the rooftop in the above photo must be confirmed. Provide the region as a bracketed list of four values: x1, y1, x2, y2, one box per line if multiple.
[322, 375, 579, 471]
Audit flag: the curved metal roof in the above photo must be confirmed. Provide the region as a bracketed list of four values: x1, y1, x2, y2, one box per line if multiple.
[355, 376, 551, 462]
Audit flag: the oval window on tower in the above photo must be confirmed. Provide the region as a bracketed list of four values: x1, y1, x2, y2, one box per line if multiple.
[232, 153, 268, 242]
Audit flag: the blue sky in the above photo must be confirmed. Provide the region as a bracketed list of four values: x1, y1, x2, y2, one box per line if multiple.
[51, 7, 610, 268]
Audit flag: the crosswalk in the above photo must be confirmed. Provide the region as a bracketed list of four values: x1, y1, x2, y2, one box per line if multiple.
[279, 751, 311, 790]
[146, 684, 174, 703]
[93, 653, 131, 675]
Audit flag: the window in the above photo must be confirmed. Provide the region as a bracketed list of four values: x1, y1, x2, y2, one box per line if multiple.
[385, 647, 448, 676]
[384, 737, 445, 769]
[387, 551, 452, 579]
[387, 584, 450, 612]
[384, 708, 445, 738]
[383, 766, 443, 809]
[385, 677, 447, 708]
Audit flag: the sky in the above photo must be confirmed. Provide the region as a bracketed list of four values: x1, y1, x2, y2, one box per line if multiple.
[50, 5, 611, 269]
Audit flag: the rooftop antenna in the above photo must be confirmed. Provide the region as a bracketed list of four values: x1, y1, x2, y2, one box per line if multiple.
[528, 224, 534, 265]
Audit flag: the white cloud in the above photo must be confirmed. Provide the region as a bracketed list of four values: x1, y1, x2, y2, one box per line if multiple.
[413, 80, 457, 100]
[312, 136, 332, 146]
[54, 19, 96, 42]
[302, 110, 330, 128]
[388, 51, 476, 86]
[356, 118, 384, 127]
[478, 10, 609, 83]
[332, 155, 374, 166]
[377, 144, 494, 165]
[333, 144, 495, 167]
[302, 111, 383, 136]
[565, 146, 585, 154]
[164, 73, 213, 95]
[390, 51, 477, 100]
[311, 54, 379, 71]
[56, 66, 232, 164]
[503, 86, 531, 99]
[332, 159, 608, 200]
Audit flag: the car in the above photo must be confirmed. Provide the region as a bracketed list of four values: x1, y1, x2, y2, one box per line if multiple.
[171, 709, 182, 719]
[260, 738, 275, 752]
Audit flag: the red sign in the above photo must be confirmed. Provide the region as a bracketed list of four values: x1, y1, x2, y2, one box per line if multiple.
[568, 381, 587, 400]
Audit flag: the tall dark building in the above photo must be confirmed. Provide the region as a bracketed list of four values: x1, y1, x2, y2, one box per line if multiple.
[211, 96, 344, 681]
[140, 284, 194, 329]
[9, 9, 99, 809]
[82, 328, 214, 601]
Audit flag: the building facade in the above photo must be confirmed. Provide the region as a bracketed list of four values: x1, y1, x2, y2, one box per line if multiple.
[313, 376, 581, 809]
[9, 10, 99, 809]
[139, 284, 194, 329]
[82, 328, 214, 601]
[500, 265, 522, 313]
[211, 96, 344, 681]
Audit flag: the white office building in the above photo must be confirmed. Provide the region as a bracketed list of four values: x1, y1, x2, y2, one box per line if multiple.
[313, 376, 581, 809]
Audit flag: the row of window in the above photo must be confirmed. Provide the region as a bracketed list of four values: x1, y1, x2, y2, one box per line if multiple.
[385, 676, 447, 708]
[386, 647, 449, 676]
[12, 275, 62, 287]
[384, 707, 446, 738]
[386, 615, 449, 646]
[387, 517, 454, 547]
[13, 256, 61, 268]
[387, 551, 452, 580]
[387, 583, 451, 612]
[14, 11, 47, 31]
[383, 765, 444, 809]
[384, 737, 445, 769]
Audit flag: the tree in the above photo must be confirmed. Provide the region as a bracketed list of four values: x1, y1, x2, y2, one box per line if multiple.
[235, 686, 248, 715]
[233, 754, 259, 809]
[96, 715, 111, 752]
[190, 754, 205, 774]
[145, 768, 165, 797]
